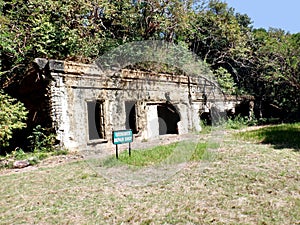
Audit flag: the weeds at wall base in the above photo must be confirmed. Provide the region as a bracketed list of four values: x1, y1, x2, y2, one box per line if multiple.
[0, 148, 68, 169]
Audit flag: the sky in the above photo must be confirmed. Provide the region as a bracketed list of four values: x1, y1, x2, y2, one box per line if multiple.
[224, 0, 300, 34]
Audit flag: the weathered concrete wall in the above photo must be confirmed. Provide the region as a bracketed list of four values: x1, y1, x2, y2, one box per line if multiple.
[34, 58, 240, 152]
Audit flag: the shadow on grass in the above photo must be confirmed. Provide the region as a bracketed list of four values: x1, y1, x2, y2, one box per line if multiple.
[238, 124, 300, 151]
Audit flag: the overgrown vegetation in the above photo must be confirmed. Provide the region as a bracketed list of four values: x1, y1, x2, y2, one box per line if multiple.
[1, 0, 299, 154]
[0, 91, 27, 148]
[0, 125, 66, 169]
[0, 147, 68, 169]
[225, 115, 258, 130]
[27, 125, 57, 153]
[200, 114, 258, 131]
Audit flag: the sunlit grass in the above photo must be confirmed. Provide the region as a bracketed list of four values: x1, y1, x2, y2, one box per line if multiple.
[1, 130, 299, 224]
[100, 141, 212, 168]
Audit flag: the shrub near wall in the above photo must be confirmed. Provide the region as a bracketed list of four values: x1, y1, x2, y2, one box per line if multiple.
[0, 91, 28, 152]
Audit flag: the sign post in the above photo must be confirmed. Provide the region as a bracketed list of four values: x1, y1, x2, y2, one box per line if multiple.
[112, 130, 133, 159]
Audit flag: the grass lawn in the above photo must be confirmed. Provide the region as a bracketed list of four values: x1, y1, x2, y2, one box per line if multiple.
[0, 124, 299, 224]
[237, 123, 300, 150]
[98, 141, 211, 168]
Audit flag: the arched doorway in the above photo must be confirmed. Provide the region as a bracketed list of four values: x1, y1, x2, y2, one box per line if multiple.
[157, 102, 180, 135]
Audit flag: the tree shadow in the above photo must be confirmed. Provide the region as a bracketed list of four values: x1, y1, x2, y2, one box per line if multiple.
[255, 125, 300, 151]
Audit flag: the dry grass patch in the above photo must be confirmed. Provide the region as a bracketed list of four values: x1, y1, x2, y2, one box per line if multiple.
[0, 126, 299, 224]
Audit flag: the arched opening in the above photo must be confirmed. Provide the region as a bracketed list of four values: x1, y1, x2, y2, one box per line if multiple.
[157, 102, 180, 135]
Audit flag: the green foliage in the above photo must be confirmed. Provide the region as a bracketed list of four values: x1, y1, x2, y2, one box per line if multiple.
[1, 0, 195, 81]
[0, 147, 68, 169]
[0, 124, 63, 168]
[27, 125, 56, 152]
[226, 115, 250, 130]
[199, 120, 212, 134]
[0, 91, 27, 148]
[1, 0, 300, 131]
[10, 148, 26, 160]
[242, 28, 300, 116]
[188, 1, 251, 67]
[214, 67, 237, 94]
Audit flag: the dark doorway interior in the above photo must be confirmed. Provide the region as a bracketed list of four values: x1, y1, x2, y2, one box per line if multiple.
[157, 103, 180, 135]
[87, 100, 105, 140]
[125, 101, 138, 134]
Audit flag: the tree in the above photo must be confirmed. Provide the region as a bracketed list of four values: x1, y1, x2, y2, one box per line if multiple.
[186, 0, 253, 93]
[252, 28, 300, 117]
[1, 0, 196, 85]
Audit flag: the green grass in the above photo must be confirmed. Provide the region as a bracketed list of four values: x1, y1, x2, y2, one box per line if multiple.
[100, 141, 210, 168]
[102, 142, 178, 167]
[191, 142, 219, 161]
[236, 123, 300, 150]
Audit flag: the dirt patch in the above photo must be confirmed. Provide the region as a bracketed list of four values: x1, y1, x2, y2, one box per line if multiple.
[0, 152, 84, 176]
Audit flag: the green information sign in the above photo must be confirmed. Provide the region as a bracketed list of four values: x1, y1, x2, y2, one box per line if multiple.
[112, 130, 133, 144]
[112, 130, 133, 159]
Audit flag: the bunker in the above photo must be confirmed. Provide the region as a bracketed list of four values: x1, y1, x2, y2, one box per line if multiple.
[13, 58, 246, 152]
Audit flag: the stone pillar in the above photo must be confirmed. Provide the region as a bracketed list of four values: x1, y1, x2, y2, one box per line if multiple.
[146, 105, 159, 138]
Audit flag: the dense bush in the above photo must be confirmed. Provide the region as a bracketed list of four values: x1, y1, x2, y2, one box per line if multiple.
[27, 125, 57, 152]
[0, 91, 28, 150]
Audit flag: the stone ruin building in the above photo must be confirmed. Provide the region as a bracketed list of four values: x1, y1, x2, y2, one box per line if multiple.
[12, 58, 251, 152]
